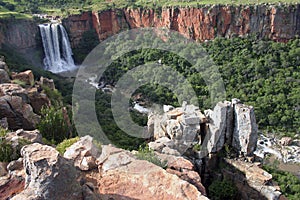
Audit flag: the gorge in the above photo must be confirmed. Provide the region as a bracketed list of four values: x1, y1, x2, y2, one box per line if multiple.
[0, 2, 300, 199]
[0, 4, 300, 66]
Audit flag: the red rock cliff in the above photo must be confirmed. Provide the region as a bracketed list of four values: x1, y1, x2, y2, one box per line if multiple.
[63, 4, 300, 48]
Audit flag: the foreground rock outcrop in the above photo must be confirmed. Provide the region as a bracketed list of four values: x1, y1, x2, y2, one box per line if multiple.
[96, 145, 208, 200]
[148, 99, 258, 157]
[0, 60, 52, 130]
[11, 143, 83, 200]
[63, 4, 300, 48]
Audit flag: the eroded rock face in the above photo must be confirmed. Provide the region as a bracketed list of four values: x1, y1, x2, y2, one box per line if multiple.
[232, 102, 258, 156]
[223, 159, 285, 200]
[0, 95, 40, 130]
[11, 143, 82, 200]
[97, 145, 208, 200]
[149, 102, 203, 154]
[27, 87, 51, 114]
[64, 135, 101, 171]
[0, 69, 10, 84]
[11, 70, 34, 86]
[63, 5, 300, 48]
[155, 152, 207, 196]
[204, 101, 232, 154]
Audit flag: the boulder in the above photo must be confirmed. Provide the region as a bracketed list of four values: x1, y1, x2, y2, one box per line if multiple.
[150, 102, 202, 154]
[7, 158, 24, 178]
[0, 83, 28, 102]
[232, 102, 258, 156]
[11, 70, 34, 86]
[148, 137, 175, 152]
[64, 136, 101, 171]
[156, 152, 207, 195]
[40, 76, 55, 90]
[27, 87, 51, 113]
[97, 145, 208, 200]
[0, 95, 40, 130]
[0, 69, 10, 84]
[5, 129, 42, 144]
[96, 145, 135, 173]
[11, 143, 83, 200]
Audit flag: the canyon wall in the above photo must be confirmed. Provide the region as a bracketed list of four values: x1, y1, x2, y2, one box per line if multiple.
[0, 19, 42, 66]
[63, 4, 300, 48]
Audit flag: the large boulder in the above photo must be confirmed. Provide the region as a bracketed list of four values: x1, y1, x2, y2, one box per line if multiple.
[156, 152, 207, 195]
[96, 145, 208, 200]
[11, 70, 34, 86]
[0, 69, 10, 84]
[5, 129, 42, 144]
[0, 95, 40, 130]
[64, 135, 101, 171]
[11, 143, 83, 200]
[0, 83, 28, 102]
[149, 102, 203, 154]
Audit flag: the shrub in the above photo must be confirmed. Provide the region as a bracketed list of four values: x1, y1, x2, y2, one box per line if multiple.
[0, 140, 13, 162]
[135, 146, 167, 169]
[11, 79, 27, 87]
[0, 138, 30, 162]
[37, 106, 70, 144]
[208, 179, 238, 200]
[56, 137, 80, 155]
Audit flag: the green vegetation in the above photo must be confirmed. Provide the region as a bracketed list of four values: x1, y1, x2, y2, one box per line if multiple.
[56, 136, 79, 154]
[0, 138, 30, 162]
[0, 0, 299, 18]
[11, 79, 27, 87]
[135, 145, 167, 169]
[208, 179, 238, 200]
[96, 36, 300, 137]
[37, 106, 71, 144]
[263, 165, 300, 199]
[95, 90, 146, 150]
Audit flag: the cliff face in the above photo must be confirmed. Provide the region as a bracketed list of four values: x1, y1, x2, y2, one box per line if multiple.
[0, 19, 42, 66]
[63, 4, 300, 48]
[0, 19, 40, 51]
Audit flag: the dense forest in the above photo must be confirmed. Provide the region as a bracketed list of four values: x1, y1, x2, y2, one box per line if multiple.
[93, 36, 300, 149]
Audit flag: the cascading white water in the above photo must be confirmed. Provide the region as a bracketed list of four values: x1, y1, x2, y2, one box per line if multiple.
[39, 23, 76, 73]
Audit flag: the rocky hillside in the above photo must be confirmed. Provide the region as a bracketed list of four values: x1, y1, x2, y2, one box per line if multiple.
[63, 4, 300, 49]
[0, 56, 295, 199]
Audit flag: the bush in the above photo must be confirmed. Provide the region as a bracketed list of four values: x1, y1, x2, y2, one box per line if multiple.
[208, 179, 238, 200]
[0, 140, 13, 162]
[135, 146, 167, 169]
[56, 137, 80, 155]
[0, 138, 30, 162]
[37, 106, 70, 144]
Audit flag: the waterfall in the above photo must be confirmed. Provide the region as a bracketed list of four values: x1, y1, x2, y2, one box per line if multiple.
[39, 23, 76, 73]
